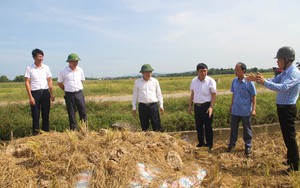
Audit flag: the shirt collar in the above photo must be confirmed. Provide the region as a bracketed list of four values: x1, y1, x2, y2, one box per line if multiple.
[67, 66, 77, 72]
[236, 76, 246, 83]
[198, 76, 207, 82]
[284, 63, 296, 74]
[33, 63, 44, 68]
[142, 77, 152, 82]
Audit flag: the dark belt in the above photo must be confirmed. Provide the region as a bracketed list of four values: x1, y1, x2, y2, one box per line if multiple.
[194, 102, 210, 107]
[139, 102, 157, 106]
[31, 89, 48, 93]
[276, 104, 295, 108]
[65, 90, 82, 94]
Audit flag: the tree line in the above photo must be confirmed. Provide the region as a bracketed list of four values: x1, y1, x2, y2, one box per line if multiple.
[0, 75, 25, 82]
[159, 67, 273, 77]
[0, 67, 275, 82]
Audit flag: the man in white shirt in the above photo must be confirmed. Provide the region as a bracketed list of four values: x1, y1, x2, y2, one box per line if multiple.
[58, 53, 87, 130]
[132, 64, 164, 131]
[25, 48, 55, 135]
[189, 63, 217, 149]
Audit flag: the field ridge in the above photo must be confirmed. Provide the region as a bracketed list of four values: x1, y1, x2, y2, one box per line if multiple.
[0, 89, 272, 106]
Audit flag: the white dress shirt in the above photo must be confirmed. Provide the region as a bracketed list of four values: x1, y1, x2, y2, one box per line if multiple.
[24, 63, 52, 91]
[190, 76, 217, 103]
[132, 77, 163, 110]
[58, 66, 85, 92]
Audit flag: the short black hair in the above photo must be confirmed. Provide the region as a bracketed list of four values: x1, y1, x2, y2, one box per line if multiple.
[196, 63, 208, 71]
[32, 48, 44, 58]
[237, 62, 247, 73]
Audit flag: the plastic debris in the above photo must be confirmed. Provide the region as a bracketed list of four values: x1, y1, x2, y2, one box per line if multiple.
[75, 171, 92, 188]
[161, 169, 207, 188]
[130, 163, 206, 188]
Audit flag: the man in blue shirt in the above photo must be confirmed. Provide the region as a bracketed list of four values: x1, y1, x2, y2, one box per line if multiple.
[226, 62, 257, 156]
[247, 46, 300, 172]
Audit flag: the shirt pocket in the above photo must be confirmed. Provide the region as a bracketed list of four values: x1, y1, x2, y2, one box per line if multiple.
[239, 86, 249, 99]
[201, 85, 210, 95]
[148, 83, 156, 92]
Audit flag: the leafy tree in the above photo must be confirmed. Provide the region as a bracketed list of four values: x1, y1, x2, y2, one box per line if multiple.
[0, 75, 10, 82]
[13, 75, 25, 82]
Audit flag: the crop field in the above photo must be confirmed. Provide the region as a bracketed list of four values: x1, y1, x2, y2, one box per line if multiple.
[0, 73, 268, 103]
[1, 72, 300, 187]
[1, 72, 299, 140]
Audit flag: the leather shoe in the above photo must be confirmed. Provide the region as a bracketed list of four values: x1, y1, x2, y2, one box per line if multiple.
[196, 143, 204, 147]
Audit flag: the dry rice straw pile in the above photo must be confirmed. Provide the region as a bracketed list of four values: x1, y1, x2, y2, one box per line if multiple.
[0, 129, 209, 188]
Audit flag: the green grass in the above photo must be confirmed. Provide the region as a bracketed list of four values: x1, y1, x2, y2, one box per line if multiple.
[1, 91, 299, 140]
[0, 72, 286, 140]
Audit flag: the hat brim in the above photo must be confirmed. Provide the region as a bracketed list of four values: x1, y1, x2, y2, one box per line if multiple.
[66, 58, 81, 62]
[140, 70, 153, 73]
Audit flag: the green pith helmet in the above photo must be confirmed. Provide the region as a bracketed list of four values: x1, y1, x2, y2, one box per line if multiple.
[66, 53, 81, 62]
[274, 46, 295, 61]
[140, 64, 154, 73]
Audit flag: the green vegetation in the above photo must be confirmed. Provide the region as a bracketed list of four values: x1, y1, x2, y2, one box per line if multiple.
[0, 82, 27, 102]
[1, 92, 300, 140]
[163, 67, 273, 77]
[1, 71, 298, 187]
[0, 75, 10, 82]
[0, 71, 289, 140]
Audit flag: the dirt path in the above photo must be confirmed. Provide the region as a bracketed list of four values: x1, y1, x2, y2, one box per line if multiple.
[0, 89, 271, 106]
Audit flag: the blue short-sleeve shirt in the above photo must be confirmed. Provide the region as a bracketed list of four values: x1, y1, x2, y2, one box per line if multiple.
[231, 78, 257, 116]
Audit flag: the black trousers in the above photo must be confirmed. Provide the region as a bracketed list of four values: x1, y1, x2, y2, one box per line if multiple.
[194, 102, 213, 147]
[277, 104, 299, 170]
[64, 90, 87, 130]
[138, 103, 161, 131]
[30, 89, 50, 135]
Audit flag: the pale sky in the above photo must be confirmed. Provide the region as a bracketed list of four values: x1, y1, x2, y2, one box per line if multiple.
[1, 0, 300, 79]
